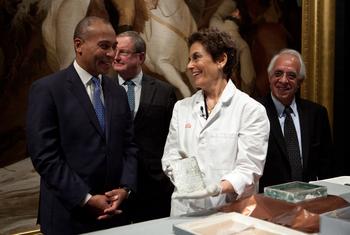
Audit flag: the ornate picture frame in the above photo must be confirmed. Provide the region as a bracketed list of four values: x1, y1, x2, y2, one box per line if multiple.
[301, 0, 335, 124]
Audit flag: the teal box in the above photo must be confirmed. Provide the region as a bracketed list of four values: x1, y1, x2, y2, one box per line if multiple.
[264, 181, 327, 203]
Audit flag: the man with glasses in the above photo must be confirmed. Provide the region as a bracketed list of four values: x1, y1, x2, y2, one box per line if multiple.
[112, 31, 177, 222]
[258, 48, 334, 192]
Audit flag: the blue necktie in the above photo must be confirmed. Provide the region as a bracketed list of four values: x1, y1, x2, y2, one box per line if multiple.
[91, 77, 105, 132]
[124, 80, 135, 117]
[284, 106, 302, 181]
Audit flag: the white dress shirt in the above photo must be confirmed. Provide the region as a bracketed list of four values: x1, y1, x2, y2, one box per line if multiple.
[73, 60, 104, 105]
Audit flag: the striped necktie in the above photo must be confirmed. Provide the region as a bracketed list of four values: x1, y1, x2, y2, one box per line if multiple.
[124, 80, 135, 117]
[91, 77, 105, 132]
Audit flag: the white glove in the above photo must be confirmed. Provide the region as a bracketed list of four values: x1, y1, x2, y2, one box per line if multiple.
[164, 164, 175, 183]
[172, 184, 222, 199]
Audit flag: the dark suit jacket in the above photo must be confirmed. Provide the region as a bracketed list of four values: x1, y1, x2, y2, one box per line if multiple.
[258, 94, 334, 192]
[26, 64, 138, 234]
[122, 74, 177, 222]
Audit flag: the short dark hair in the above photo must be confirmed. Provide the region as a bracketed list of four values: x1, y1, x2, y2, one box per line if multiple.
[73, 16, 112, 40]
[117, 31, 146, 53]
[188, 28, 237, 79]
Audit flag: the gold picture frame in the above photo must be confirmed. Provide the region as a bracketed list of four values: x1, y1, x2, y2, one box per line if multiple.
[301, 0, 336, 125]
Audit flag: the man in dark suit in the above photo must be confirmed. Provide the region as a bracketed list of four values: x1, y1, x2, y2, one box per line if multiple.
[112, 31, 177, 222]
[258, 48, 334, 192]
[26, 16, 138, 234]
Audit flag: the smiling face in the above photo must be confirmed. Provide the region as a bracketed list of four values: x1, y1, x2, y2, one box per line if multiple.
[74, 19, 116, 76]
[269, 53, 303, 106]
[187, 42, 225, 90]
[112, 36, 144, 80]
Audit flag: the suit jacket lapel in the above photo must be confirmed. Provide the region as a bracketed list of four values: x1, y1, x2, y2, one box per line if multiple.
[66, 64, 105, 137]
[134, 75, 156, 125]
[102, 76, 112, 142]
[296, 99, 310, 169]
[266, 95, 288, 157]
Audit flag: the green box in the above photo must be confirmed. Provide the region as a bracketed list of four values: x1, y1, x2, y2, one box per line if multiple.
[264, 181, 327, 203]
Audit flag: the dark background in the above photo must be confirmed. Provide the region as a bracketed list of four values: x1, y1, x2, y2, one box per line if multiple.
[333, 0, 346, 175]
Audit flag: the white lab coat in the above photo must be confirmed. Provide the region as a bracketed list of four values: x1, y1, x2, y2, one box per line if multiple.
[162, 80, 270, 216]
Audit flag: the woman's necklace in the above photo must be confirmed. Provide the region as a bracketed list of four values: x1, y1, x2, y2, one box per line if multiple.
[203, 95, 216, 119]
[203, 83, 226, 118]
[207, 105, 214, 114]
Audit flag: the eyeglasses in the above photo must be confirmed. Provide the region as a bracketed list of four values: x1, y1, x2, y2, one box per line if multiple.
[116, 49, 141, 57]
[272, 70, 298, 80]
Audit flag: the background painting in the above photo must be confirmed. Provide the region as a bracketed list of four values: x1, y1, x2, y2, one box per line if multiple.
[0, 0, 344, 174]
[0, 0, 345, 233]
[0, 0, 52, 167]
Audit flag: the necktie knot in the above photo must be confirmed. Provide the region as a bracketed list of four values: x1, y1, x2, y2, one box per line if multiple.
[124, 80, 135, 87]
[284, 106, 293, 115]
[92, 76, 101, 87]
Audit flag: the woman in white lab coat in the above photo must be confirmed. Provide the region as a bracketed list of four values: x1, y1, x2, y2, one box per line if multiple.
[161, 28, 270, 216]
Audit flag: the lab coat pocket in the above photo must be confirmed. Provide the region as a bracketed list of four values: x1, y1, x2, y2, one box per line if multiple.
[205, 132, 238, 169]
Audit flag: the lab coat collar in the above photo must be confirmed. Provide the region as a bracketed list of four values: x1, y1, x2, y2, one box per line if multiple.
[192, 80, 236, 122]
[220, 79, 236, 105]
[193, 79, 235, 105]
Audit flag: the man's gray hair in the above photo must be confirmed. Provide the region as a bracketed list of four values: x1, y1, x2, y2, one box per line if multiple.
[117, 31, 146, 53]
[267, 48, 306, 80]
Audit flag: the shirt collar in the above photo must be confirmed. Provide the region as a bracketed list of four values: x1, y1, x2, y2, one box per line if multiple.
[74, 60, 102, 86]
[271, 93, 297, 117]
[118, 71, 143, 87]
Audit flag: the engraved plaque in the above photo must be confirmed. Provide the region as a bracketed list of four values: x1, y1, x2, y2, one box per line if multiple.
[170, 157, 206, 193]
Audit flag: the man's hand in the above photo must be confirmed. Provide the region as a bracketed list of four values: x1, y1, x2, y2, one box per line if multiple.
[97, 188, 128, 220]
[85, 195, 111, 217]
[172, 184, 222, 199]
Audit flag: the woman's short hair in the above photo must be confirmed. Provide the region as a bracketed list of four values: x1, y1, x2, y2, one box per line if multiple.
[188, 28, 237, 79]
